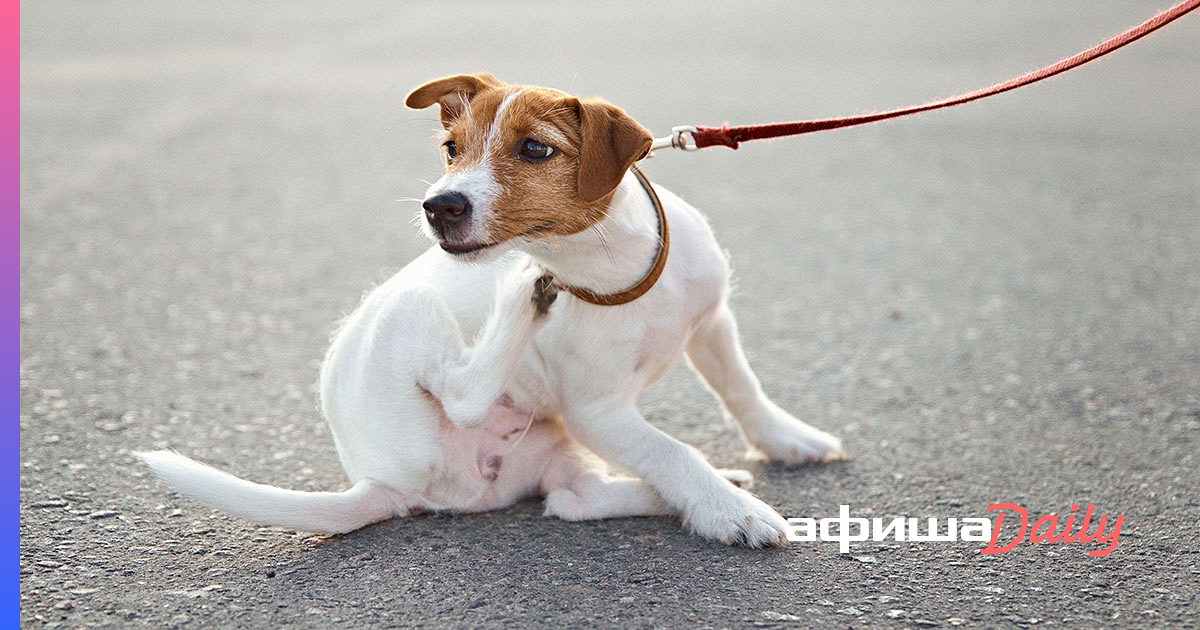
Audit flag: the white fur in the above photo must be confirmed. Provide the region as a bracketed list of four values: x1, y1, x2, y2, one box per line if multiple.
[135, 451, 399, 534]
[420, 166, 499, 247]
[485, 89, 521, 151]
[140, 112, 843, 547]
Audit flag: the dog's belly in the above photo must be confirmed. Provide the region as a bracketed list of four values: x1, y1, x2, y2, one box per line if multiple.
[420, 402, 548, 510]
[443, 403, 535, 482]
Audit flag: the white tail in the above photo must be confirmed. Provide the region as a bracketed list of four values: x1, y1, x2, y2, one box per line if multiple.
[136, 450, 401, 534]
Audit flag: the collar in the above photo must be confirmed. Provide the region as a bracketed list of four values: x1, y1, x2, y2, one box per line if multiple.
[560, 165, 670, 306]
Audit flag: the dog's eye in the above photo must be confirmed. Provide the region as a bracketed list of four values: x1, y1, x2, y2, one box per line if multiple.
[443, 140, 458, 162]
[516, 138, 555, 163]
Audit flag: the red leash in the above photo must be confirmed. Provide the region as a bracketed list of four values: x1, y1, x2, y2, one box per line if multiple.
[651, 0, 1199, 152]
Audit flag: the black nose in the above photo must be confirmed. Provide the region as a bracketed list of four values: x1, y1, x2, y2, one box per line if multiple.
[423, 192, 472, 236]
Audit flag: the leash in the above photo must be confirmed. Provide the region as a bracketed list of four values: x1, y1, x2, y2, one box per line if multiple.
[649, 0, 1200, 152]
[566, 1, 1194, 307]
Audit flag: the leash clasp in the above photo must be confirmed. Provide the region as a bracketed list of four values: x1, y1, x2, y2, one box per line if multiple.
[649, 126, 698, 155]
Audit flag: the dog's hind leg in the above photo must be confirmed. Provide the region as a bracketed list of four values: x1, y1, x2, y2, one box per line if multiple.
[533, 439, 667, 521]
[685, 304, 844, 464]
[546, 467, 750, 518]
[421, 262, 556, 430]
[543, 478, 668, 521]
[715, 468, 753, 488]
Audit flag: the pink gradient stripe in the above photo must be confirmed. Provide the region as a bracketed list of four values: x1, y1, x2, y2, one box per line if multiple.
[7, 0, 20, 622]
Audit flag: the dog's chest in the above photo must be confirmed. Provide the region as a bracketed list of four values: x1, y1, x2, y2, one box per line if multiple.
[505, 297, 699, 416]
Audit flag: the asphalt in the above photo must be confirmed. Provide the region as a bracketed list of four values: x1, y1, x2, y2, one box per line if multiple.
[19, 1, 1200, 628]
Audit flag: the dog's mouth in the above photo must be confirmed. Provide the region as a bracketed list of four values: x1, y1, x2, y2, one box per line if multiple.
[438, 240, 497, 256]
[434, 220, 555, 258]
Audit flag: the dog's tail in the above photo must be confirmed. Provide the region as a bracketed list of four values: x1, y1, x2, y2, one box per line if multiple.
[136, 450, 403, 534]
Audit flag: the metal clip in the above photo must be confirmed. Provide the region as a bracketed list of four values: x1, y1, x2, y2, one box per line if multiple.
[648, 126, 699, 155]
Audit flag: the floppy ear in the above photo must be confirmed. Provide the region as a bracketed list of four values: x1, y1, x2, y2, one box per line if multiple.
[405, 73, 506, 128]
[571, 98, 653, 202]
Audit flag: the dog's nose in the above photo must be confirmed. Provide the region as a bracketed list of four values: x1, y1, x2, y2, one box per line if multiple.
[423, 192, 472, 235]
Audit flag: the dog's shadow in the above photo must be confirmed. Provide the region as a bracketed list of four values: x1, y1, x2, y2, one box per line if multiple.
[238, 461, 850, 618]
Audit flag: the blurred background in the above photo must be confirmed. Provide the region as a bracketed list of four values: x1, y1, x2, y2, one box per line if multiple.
[20, 2, 1200, 627]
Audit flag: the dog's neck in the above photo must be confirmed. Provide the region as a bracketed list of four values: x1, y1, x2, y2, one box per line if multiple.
[519, 171, 661, 298]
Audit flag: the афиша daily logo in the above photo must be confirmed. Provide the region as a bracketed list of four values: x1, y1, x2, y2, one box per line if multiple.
[785, 503, 1123, 556]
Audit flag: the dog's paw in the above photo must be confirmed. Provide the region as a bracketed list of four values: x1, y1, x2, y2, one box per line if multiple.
[684, 487, 789, 548]
[532, 273, 558, 317]
[500, 260, 557, 319]
[749, 424, 844, 465]
[543, 489, 585, 521]
[745, 406, 844, 465]
[716, 468, 754, 488]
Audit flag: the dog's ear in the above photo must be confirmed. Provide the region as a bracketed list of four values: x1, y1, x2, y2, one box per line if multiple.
[570, 98, 653, 202]
[405, 73, 506, 129]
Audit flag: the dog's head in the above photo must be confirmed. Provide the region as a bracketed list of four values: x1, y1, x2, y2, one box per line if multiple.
[406, 73, 652, 259]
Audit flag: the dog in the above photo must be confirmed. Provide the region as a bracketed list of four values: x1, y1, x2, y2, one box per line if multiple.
[139, 73, 843, 547]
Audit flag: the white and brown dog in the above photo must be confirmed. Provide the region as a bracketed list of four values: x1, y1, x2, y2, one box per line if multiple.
[139, 73, 843, 547]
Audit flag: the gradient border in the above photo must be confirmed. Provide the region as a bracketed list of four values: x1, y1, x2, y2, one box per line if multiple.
[7, 0, 20, 624]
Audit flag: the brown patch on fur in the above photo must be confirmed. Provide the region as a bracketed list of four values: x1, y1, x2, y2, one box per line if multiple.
[405, 73, 505, 129]
[406, 74, 653, 245]
[572, 97, 653, 202]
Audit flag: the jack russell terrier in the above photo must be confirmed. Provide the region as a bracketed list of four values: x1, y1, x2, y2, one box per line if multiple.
[139, 73, 843, 547]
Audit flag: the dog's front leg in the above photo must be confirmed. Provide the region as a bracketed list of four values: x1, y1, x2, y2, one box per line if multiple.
[428, 263, 557, 429]
[564, 400, 788, 547]
[686, 304, 843, 464]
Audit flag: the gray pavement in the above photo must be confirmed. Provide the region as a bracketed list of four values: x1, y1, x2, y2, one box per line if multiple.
[19, 1, 1200, 628]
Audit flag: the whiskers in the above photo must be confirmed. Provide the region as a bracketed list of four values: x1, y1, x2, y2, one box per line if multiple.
[395, 194, 428, 229]
[590, 222, 617, 267]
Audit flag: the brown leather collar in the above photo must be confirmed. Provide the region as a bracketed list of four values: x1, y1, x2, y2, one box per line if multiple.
[561, 165, 669, 306]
